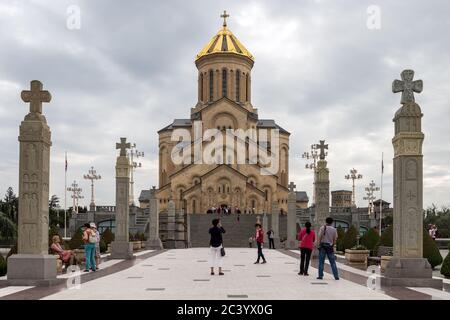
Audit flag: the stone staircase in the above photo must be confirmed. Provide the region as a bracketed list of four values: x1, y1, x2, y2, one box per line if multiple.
[190, 214, 282, 247]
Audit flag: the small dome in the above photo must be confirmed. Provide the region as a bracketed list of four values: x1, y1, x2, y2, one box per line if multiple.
[196, 25, 254, 62]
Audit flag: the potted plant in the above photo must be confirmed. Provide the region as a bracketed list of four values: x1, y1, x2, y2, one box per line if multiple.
[345, 245, 370, 264]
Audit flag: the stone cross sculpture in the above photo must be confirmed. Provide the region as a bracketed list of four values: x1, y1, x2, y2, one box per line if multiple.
[315, 140, 328, 160]
[116, 137, 131, 157]
[110, 137, 134, 259]
[392, 69, 423, 104]
[384, 70, 442, 289]
[8, 80, 57, 285]
[286, 181, 298, 249]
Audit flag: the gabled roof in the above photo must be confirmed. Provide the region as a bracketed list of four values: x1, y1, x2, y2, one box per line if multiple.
[295, 191, 309, 202]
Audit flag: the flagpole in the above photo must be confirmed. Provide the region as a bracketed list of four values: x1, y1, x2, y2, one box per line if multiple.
[64, 151, 67, 239]
[379, 152, 384, 236]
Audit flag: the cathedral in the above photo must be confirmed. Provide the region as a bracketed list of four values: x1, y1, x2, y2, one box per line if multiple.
[155, 14, 291, 214]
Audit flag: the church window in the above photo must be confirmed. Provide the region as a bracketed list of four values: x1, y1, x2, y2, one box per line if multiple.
[245, 74, 250, 101]
[265, 190, 268, 201]
[209, 70, 214, 102]
[236, 70, 240, 101]
[199, 73, 204, 101]
[222, 69, 228, 98]
[218, 186, 221, 193]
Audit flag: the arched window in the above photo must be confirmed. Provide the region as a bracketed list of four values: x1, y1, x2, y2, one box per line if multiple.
[199, 73, 204, 101]
[222, 69, 227, 98]
[236, 70, 240, 102]
[245, 74, 250, 101]
[209, 70, 214, 102]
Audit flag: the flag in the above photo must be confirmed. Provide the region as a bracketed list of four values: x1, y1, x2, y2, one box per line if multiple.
[65, 152, 68, 172]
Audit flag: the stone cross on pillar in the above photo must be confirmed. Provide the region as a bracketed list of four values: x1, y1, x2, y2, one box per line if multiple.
[111, 137, 134, 259]
[286, 181, 298, 249]
[315, 140, 328, 160]
[21, 80, 51, 114]
[384, 70, 442, 289]
[8, 80, 57, 286]
[392, 69, 423, 104]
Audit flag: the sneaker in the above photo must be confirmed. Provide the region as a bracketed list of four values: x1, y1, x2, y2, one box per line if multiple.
[254, 261, 260, 264]
[334, 277, 340, 280]
[83, 270, 89, 273]
[316, 277, 323, 280]
[211, 272, 215, 275]
[304, 273, 309, 276]
[261, 261, 267, 264]
[219, 272, 224, 276]
[298, 272, 303, 275]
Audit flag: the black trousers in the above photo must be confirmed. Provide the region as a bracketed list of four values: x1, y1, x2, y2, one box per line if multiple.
[269, 238, 275, 249]
[300, 248, 312, 274]
[256, 242, 266, 262]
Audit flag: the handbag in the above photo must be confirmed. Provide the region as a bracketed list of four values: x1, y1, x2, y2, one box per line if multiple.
[220, 246, 226, 257]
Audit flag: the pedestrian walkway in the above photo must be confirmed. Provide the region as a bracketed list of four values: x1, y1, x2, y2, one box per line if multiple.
[41, 248, 393, 300]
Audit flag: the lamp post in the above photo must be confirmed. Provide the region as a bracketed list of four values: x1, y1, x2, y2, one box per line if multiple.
[363, 180, 379, 215]
[301, 144, 320, 205]
[84, 166, 101, 211]
[67, 180, 83, 214]
[345, 168, 363, 207]
[128, 143, 144, 206]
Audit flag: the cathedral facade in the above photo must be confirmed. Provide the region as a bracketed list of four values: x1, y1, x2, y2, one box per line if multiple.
[156, 17, 291, 214]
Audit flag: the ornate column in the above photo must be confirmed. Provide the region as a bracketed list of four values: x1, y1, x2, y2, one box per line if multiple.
[110, 138, 134, 259]
[384, 69, 442, 289]
[286, 182, 298, 249]
[8, 80, 58, 286]
[271, 201, 281, 248]
[314, 140, 330, 229]
[146, 186, 163, 249]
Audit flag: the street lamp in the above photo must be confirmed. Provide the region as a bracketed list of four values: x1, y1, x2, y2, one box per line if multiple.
[67, 180, 83, 214]
[345, 168, 363, 207]
[84, 166, 101, 211]
[363, 180, 380, 215]
[128, 143, 144, 206]
[301, 144, 319, 205]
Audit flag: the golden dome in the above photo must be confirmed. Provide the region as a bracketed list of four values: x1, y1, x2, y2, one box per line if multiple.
[196, 25, 254, 62]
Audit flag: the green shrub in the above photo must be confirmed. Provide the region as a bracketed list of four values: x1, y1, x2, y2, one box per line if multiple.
[99, 239, 107, 253]
[68, 228, 84, 250]
[336, 226, 346, 252]
[375, 225, 443, 268]
[360, 228, 380, 251]
[0, 255, 6, 276]
[441, 251, 450, 278]
[102, 228, 114, 245]
[6, 244, 17, 260]
[423, 229, 442, 269]
[342, 225, 358, 250]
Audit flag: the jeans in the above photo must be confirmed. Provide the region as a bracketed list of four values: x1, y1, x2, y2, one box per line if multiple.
[318, 243, 339, 279]
[300, 248, 312, 274]
[269, 238, 275, 249]
[85, 243, 96, 271]
[256, 242, 266, 262]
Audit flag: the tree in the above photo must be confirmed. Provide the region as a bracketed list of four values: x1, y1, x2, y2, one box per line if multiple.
[440, 245, 450, 278]
[0, 212, 17, 242]
[101, 228, 114, 245]
[360, 228, 380, 252]
[68, 228, 84, 250]
[336, 226, 346, 252]
[342, 225, 358, 250]
[423, 228, 443, 269]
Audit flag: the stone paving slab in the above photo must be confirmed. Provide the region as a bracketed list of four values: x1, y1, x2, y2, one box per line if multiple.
[42, 248, 393, 300]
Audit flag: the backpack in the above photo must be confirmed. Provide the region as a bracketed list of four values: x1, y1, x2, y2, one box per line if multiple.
[88, 231, 97, 244]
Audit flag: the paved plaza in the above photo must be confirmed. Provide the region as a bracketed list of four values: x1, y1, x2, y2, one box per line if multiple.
[1, 248, 449, 300]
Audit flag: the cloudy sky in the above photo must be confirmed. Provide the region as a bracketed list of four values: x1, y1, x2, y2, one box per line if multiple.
[0, 0, 449, 210]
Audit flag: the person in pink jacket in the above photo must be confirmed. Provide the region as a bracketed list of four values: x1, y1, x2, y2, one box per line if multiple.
[297, 221, 316, 276]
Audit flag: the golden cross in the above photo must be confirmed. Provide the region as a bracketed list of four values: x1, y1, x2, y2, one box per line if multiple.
[221, 10, 230, 27]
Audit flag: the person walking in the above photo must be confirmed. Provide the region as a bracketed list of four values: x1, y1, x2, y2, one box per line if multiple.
[248, 236, 254, 248]
[82, 222, 97, 272]
[267, 228, 275, 249]
[317, 217, 339, 280]
[297, 222, 315, 276]
[254, 223, 267, 264]
[209, 218, 225, 275]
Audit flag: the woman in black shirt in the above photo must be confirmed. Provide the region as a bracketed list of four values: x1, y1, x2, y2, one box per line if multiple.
[209, 218, 226, 275]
